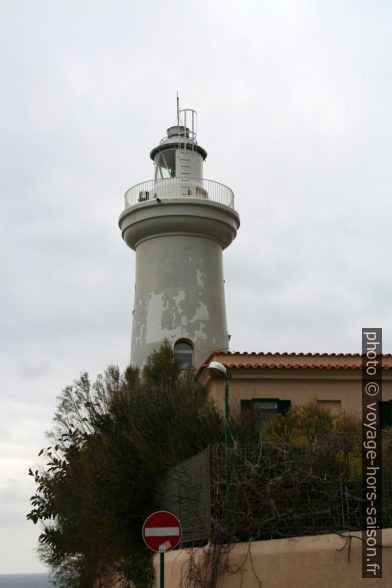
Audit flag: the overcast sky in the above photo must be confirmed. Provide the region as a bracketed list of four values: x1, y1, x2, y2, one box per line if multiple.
[1, 0, 392, 574]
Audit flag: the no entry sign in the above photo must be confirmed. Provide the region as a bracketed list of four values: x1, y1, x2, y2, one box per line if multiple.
[142, 510, 182, 552]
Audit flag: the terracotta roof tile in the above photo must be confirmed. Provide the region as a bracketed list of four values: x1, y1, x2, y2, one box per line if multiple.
[213, 351, 392, 358]
[200, 350, 392, 372]
[218, 362, 392, 370]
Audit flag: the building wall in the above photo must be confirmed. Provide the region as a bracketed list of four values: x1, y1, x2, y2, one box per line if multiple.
[206, 370, 392, 417]
[153, 529, 392, 587]
[198, 353, 392, 418]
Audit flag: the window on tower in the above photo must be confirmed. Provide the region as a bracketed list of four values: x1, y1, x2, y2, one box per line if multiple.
[155, 149, 176, 179]
[174, 340, 193, 368]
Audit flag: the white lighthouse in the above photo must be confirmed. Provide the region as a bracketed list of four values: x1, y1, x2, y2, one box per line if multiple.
[119, 103, 240, 368]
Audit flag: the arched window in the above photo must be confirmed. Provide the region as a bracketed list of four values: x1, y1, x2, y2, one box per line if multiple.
[174, 340, 193, 368]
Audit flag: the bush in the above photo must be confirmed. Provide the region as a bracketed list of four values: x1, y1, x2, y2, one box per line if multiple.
[27, 342, 223, 587]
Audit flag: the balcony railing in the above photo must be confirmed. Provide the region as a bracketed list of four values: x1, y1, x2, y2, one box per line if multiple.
[124, 178, 234, 209]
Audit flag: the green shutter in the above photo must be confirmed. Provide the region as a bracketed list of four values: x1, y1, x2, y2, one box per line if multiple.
[241, 400, 252, 412]
[379, 400, 392, 428]
[277, 399, 291, 415]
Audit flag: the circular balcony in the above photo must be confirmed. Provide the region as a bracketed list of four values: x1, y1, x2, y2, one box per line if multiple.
[124, 177, 235, 209]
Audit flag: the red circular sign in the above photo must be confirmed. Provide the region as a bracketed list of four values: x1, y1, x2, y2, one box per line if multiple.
[142, 511, 182, 552]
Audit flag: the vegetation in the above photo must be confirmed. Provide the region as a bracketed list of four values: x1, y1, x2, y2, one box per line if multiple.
[27, 343, 391, 587]
[185, 408, 392, 587]
[27, 342, 224, 587]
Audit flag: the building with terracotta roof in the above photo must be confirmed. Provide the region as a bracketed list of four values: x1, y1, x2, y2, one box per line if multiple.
[198, 351, 392, 423]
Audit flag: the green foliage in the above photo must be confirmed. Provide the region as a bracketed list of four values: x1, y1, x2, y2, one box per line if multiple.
[261, 401, 361, 447]
[30, 348, 392, 587]
[27, 342, 223, 587]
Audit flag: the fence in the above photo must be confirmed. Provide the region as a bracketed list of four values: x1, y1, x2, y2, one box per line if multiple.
[124, 178, 235, 209]
[156, 435, 392, 545]
[156, 450, 211, 543]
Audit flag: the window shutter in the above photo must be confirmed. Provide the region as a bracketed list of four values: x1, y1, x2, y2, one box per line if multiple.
[277, 399, 291, 415]
[379, 400, 392, 427]
[241, 400, 252, 412]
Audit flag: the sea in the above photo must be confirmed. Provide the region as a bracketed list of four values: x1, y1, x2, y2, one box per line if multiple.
[0, 575, 51, 587]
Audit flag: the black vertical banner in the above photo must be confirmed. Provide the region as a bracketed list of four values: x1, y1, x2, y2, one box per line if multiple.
[362, 328, 382, 578]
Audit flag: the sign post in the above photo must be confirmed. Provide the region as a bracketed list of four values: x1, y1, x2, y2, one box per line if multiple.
[160, 547, 165, 588]
[142, 511, 182, 588]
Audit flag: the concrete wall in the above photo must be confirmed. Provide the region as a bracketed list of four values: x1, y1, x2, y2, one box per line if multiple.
[207, 370, 383, 418]
[153, 530, 392, 587]
[119, 198, 240, 368]
[198, 356, 392, 418]
[131, 234, 229, 368]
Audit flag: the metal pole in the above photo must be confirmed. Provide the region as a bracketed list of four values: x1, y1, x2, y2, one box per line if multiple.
[160, 549, 165, 588]
[223, 378, 231, 538]
[224, 379, 230, 447]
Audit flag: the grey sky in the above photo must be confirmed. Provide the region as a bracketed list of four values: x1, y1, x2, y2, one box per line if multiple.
[1, 0, 392, 573]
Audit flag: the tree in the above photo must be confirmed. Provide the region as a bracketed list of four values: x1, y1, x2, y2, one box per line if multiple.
[27, 342, 224, 587]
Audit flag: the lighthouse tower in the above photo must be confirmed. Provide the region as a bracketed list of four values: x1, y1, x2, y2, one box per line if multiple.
[119, 103, 240, 368]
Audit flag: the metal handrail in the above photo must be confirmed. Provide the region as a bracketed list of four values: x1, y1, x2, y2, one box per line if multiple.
[124, 178, 235, 209]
